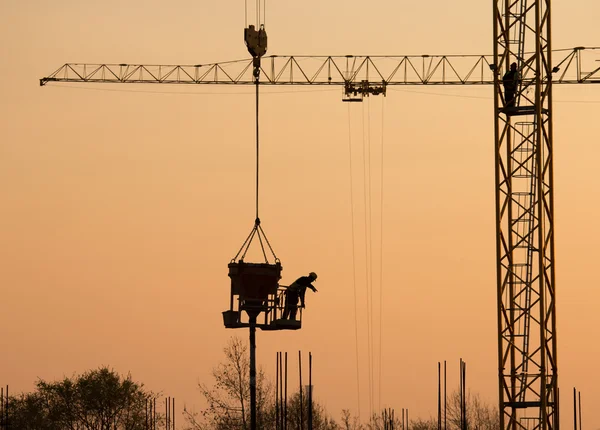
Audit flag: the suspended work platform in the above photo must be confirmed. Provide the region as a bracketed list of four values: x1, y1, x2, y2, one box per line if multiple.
[222, 261, 302, 330]
[342, 80, 387, 102]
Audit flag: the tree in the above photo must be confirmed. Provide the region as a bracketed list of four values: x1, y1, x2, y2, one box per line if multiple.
[410, 417, 438, 430]
[340, 409, 405, 430]
[185, 336, 273, 430]
[284, 390, 338, 430]
[7, 391, 51, 430]
[444, 390, 499, 430]
[8, 367, 159, 430]
[341, 409, 362, 430]
[185, 336, 339, 430]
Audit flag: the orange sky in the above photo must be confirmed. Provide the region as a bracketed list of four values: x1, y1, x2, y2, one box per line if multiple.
[1, 1, 600, 428]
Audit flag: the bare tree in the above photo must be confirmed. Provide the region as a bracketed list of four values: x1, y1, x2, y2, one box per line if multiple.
[338, 391, 497, 430]
[445, 391, 499, 430]
[411, 417, 438, 430]
[284, 390, 338, 430]
[341, 409, 362, 430]
[346, 411, 406, 430]
[185, 336, 273, 430]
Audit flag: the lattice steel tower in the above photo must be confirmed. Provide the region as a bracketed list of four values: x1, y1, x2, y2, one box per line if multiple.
[493, 1, 558, 430]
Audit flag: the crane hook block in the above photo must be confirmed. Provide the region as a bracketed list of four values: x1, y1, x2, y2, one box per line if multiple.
[244, 24, 268, 58]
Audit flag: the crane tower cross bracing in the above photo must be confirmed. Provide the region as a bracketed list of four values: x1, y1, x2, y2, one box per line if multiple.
[494, 1, 556, 430]
[40, 2, 600, 430]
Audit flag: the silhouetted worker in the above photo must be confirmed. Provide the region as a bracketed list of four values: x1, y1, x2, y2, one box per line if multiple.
[283, 272, 318, 320]
[503, 62, 519, 108]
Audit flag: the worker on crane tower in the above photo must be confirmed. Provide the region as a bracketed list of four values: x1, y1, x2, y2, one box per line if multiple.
[282, 272, 318, 320]
[502, 62, 519, 108]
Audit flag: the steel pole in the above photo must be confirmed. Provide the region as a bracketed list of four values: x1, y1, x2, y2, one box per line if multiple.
[250, 313, 258, 430]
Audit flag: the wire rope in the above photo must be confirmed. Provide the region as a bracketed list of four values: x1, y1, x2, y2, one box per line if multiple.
[234, 226, 258, 262]
[47, 85, 340, 96]
[256, 228, 268, 262]
[366, 97, 376, 419]
[258, 224, 279, 263]
[255, 72, 260, 221]
[46, 82, 600, 103]
[361, 100, 374, 420]
[46, 84, 600, 103]
[347, 104, 362, 423]
[378, 96, 385, 413]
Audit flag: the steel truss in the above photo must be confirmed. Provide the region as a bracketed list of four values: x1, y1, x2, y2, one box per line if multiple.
[40, 47, 599, 87]
[494, 1, 558, 430]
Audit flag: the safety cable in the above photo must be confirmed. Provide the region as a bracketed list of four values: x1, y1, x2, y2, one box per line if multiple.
[348, 103, 362, 423]
[378, 96, 385, 413]
[49, 84, 600, 103]
[348, 98, 387, 420]
[352, 97, 386, 419]
[361, 100, 374, 419]
[367, 97, 376, 418]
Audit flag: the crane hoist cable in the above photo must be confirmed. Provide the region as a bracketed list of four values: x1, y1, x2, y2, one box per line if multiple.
[255, 58, 260, 223]
[232, 22, 277, 264]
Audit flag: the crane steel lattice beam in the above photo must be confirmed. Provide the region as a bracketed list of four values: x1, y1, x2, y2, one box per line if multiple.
[494, 1, 558, 430]
[40, 47, 600, 87]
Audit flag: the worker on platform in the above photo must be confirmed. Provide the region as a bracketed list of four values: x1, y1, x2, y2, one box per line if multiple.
[283, 272, 318, 320]
[503, 62, 519, 108]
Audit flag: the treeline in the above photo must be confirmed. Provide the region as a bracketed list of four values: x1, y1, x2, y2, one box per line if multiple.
[3, 337, 500, 430]
[4, 367, 160, 430]
[183, 337, 500, 430]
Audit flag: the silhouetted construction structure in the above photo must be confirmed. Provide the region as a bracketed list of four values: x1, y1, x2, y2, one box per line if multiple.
[39, 1, 600, 430]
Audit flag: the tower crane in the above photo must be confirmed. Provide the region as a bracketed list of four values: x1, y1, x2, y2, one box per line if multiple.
[40, 1, 600, 430]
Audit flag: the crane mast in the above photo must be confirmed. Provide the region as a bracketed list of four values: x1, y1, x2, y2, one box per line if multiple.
[494, 1, 558, 430]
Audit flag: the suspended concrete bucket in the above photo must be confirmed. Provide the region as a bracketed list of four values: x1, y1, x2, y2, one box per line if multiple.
[223, 261, 282, 328]
[229, 261, 281, 303]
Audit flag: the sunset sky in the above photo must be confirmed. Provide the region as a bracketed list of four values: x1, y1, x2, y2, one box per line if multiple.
[2, 0, 600, 428]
